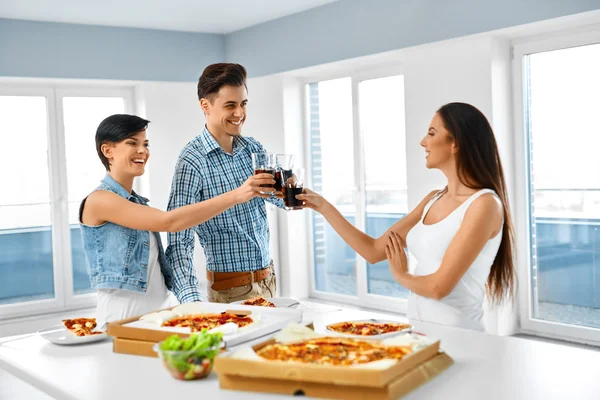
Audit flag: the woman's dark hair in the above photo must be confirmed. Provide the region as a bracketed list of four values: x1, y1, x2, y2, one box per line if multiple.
[95, 114, 150, 171]
[437, 102, 516, 305]
[197, 63, 247, 102]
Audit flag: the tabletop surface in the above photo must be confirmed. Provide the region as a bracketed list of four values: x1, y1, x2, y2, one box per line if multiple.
[1, 304, 599, 400]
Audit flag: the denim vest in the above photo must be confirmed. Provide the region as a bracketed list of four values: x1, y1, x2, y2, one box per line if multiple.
[79, 175, 173, 293]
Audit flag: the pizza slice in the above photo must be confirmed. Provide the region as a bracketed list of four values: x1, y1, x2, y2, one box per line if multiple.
[327, 321, 411, 336]
[162, 312, 254, 332]
[256, 337, 412, 365]
[62, 318, 103, 336]
[242, 296, 276, 308]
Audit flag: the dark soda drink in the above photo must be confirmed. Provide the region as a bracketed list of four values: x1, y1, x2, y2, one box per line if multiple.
[254, 168, 275, 188]
[283, 186, 304, 209]
[274, 169, 293, 192]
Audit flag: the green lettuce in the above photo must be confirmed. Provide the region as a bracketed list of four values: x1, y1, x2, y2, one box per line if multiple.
[159, 330, 223, 374]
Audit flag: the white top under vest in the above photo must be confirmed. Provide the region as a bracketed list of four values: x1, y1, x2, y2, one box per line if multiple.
[96, 232, 176, 329]
[405, 189, 503, 331]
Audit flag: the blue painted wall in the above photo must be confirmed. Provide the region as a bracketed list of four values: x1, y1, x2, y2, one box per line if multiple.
[2, 1, 600, 82]
[0, 18, 224, 82]
[226, 0, 600, 77]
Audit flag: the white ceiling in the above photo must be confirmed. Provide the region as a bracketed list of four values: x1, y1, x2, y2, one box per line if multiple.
[0, 0, 340, 34]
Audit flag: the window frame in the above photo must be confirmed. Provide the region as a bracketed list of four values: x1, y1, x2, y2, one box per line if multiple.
[301, 66, 411, 314]
[512, 29, 600, 345]
[0, 83, 134, 320]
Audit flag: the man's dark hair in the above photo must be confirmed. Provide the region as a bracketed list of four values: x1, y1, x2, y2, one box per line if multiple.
[197, 63, 247, 102]
[95, 114, 150, 171]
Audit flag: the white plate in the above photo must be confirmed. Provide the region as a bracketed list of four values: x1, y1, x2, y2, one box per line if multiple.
[325, 319, 412, 340]
[231, 297, 300, 308]
[38, 324, 109, 345]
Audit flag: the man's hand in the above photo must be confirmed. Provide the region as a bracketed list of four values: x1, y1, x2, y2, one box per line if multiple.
[234, 174, 275, 203]
[386, 231, 408, 276]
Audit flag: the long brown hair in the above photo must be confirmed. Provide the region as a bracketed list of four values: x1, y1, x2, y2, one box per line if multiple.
[437, 102, 515, 305]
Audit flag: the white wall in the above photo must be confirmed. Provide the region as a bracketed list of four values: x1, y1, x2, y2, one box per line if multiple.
[243, 74, 286, 293]
[488, 38, 520, 336]
[279, 77, 312, 300]
[134, 82, 210, 298]
[134, 81, 204, 211]
[243, 74, 310, 298]
[403, 36, 496, 208]
[244, 75, 285, 153]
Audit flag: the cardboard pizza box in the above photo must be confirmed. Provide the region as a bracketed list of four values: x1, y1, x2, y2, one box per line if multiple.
[214, 335, 453, 399]
[107, 302, 302, 357]
[113, 337, 159, 358]
[217, 352, 452, 400]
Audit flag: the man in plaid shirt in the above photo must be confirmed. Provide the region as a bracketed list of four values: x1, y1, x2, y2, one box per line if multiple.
[166, 63, 285, 303]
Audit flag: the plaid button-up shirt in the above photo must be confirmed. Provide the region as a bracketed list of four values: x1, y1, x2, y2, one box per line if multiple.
[166, 127, 284, 303]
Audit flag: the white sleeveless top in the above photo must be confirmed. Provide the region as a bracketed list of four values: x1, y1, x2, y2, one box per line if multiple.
[95, 232, 175, 329]
[405, 189, 502, 331]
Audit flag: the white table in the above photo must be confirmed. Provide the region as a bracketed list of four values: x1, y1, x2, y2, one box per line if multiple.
[1, 306, 599, 400]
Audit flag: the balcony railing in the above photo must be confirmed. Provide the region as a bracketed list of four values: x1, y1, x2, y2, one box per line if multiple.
[3, 211, 600, 329]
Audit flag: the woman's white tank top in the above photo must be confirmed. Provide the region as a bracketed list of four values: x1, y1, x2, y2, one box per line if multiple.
[95, 232, 175, 329]
[405, 189, 502, 331]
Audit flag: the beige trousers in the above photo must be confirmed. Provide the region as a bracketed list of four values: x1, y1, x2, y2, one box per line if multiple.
[207, 273, 276, 304]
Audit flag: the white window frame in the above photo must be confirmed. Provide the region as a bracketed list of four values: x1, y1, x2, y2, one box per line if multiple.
[301, 66, 410, 314]
[0, 83, 134, 320]
[512, 29, 600, 345]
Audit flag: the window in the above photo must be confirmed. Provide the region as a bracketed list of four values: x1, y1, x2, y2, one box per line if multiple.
[0, 85, 132, 319]
[308, 72, 408, 310]
[309, 78, 357, 296]
[0, 95, 54, 305]
[360, 76, 409, 298]
[515, 32, 600, 343]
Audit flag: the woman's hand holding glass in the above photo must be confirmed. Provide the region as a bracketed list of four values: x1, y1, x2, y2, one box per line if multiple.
[295, 188, 328, 212]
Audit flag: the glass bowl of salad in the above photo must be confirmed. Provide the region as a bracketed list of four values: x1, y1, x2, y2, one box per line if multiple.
[154, 330, 223, 380]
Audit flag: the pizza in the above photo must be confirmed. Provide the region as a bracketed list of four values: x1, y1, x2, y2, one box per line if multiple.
[62, 318, 103, 336]
[162, 312, 254, 332]
[256, 337, 412, 366]
[326, 321, 411, 336]
[242, 296, 276, 308]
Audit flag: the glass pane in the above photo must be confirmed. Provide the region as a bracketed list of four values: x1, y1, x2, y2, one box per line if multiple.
[63, 97, 125, 294]
[309, 78, 357, 295]
[527, 43, 600, 329]
[360, 76, 409, 298]
[0, 96, 54, 304]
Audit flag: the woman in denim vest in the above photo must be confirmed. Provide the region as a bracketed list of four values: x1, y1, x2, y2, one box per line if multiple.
[80, 114, 275, 328]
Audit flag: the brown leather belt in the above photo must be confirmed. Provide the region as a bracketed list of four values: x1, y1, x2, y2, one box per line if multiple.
[206, 265, 273, 291]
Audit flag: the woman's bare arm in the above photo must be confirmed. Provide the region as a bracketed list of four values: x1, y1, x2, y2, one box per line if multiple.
[82, 173, 275, 232]
[299, 189, 439, 264]
[387, 193, 503, 299]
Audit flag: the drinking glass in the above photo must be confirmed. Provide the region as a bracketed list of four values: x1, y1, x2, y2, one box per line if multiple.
[251, 153, 276, 195]
[282, 167, 305, 210]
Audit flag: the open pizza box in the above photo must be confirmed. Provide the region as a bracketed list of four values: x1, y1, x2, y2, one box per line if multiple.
[214, 324, 453, 400]
[106, 302, 303, 358]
